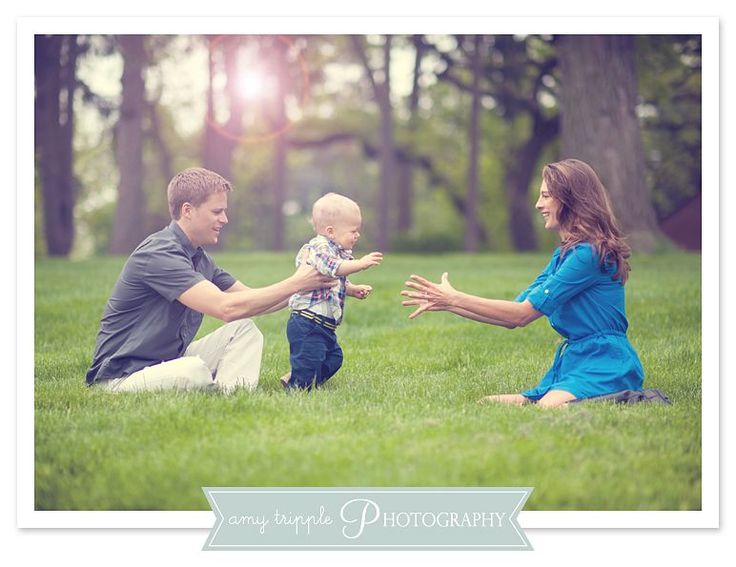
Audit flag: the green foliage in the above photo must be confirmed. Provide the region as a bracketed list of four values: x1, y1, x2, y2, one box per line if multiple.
[58, 34, 700, 257]
[75, 200, 115, 256]
[391, 231, 463, 253]
[34, 252, 701, 511]
[636, 35, 702, 219]
[70, 121, 118, 257]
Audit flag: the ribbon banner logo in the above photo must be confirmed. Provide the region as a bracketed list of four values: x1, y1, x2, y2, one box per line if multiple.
[202, 487, 533, 550]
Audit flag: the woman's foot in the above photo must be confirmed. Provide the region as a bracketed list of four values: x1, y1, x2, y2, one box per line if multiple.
[478, 394, 528, 406]
[536, 390, 576, 408]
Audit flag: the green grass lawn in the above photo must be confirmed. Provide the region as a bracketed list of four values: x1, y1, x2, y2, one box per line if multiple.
[33, 251, 702, 511]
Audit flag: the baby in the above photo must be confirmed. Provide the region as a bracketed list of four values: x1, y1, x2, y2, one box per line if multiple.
[283, 192, 382, 390]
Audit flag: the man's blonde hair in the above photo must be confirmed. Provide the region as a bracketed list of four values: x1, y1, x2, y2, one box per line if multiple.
[167, 167, 232, 220]
[311, 192, 361, 232]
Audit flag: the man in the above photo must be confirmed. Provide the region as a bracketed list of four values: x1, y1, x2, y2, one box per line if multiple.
[86, 167, 335, 393]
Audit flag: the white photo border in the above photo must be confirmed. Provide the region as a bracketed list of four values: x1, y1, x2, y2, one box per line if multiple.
[18, 15, 719, 530]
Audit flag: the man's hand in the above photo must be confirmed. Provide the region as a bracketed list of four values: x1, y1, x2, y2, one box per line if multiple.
[292, 263, 337, 292]
[357, 252, 383, 271]
[347, 283, 372, 300]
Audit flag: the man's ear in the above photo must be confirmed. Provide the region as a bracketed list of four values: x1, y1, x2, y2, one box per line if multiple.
[181, 202, 193, 219]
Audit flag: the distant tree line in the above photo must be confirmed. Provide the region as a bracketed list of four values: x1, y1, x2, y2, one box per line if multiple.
[34, 34, 701, 257]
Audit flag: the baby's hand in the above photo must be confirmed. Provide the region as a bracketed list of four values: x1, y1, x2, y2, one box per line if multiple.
[348, 284, 373, 299]
[358, 252, 383, 270]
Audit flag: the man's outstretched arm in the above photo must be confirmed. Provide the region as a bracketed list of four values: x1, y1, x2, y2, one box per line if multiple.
[179, 265, 334, 322]
[224, 281, 288, 316]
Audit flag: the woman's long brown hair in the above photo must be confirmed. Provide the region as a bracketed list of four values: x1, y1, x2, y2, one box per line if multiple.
[543, 159, 631, 283]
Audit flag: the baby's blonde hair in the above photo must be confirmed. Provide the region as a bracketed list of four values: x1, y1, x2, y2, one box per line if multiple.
[311, 192, 361, 232]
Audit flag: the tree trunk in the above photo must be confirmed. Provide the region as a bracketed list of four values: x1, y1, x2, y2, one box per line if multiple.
[464, 35, 483, 252]
[351, 35, 396, 252]
[110, 35, 147, 254]
[146, 99, 173, 191]
[505, 114, 559, 251]
[376, 36, 396, 251]
[203, 36, 219, 172]
[35, 35, 78, 256]
[396, 35, 424, 233]
[144, 98, 174, 233]
[271, 40, 288, 251]
[202, 36, 244, 250]
[203, 36, 242, 180]
[202, 38, 243, 181]
[557, 35, 661, 251]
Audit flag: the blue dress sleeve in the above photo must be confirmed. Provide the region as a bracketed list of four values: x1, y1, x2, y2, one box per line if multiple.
[515, 248, 561, 302]
[526, 244, 600, 316]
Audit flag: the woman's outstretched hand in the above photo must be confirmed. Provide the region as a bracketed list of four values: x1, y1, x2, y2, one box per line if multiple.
[400, 272, 457, 319]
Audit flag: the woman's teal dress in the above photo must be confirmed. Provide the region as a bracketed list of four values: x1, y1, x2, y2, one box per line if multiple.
[515, 243, 644, 401]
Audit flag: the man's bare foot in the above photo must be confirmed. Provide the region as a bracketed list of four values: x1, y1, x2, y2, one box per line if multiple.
[280, 372, 291, 389]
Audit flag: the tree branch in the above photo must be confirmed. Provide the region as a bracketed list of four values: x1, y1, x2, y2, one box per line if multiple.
[350, 35, 380, 96]
[77, 77, 116, 117]
[285, 127, 486, 242]
[286, 132, 361, 148]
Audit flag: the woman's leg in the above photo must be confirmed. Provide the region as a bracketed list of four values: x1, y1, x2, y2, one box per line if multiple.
[537, 389, 576, 408]
[480, 390, 576, 407]
[480, 394, 529, 406]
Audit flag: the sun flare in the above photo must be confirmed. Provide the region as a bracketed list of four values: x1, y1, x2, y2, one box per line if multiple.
[238, 73, 265, 100]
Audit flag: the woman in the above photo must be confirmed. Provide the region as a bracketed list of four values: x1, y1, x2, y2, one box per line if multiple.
[401, 158, 644, 408]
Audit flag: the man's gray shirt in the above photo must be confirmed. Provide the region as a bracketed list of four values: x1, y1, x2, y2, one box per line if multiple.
[86, 221, 236, 385]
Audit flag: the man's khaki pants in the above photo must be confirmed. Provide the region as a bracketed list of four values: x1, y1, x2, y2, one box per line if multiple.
[98, 319, 264, 394]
